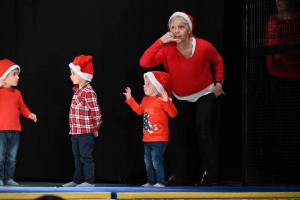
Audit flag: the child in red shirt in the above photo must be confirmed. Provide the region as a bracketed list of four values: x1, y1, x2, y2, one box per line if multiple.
[123, 71, 177, 187]
[0, 59, 37, 186]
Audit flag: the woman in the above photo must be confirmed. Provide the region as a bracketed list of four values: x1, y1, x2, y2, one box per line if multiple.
[139, 12, 225, 186]
[264, 0, 300, 78]
[260, 0, 300, 177]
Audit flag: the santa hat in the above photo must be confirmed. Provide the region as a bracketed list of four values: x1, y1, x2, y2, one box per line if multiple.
[169, 11, 194, 36]
[144, 71, 172, 99]
[69, 55, 94, 81]
[0, 59, 20, 79]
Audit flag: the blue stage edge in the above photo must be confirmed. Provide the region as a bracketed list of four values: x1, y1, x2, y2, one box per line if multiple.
[0, 183, 300, 199]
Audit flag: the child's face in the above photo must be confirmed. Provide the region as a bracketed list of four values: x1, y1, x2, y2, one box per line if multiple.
[143, 76, 159, 96]
[70, 69, 86, 87]
[3, 69, 19, 88]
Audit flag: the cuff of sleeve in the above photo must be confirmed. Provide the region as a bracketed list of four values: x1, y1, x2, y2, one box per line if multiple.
[159, 39, 164, 46]
[125, 96, 134, 103]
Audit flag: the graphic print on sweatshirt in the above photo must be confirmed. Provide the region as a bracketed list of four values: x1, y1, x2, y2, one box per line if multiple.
[143, 110, 153, 133]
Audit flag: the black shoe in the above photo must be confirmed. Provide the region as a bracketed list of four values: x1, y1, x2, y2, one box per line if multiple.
[165, 174, 184, 186]
[117, 176, 128, 184]
[194, 170, 210, 186]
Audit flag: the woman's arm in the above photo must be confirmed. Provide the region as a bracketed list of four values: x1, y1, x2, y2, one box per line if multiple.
[139, 39, 165, 68]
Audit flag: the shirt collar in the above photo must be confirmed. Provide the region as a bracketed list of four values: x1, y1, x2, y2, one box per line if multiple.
[72, 82, 90, 91]
[191, 37, 196, 57]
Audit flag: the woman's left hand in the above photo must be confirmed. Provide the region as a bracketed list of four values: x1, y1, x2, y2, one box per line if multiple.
[210, 83, 226, 98]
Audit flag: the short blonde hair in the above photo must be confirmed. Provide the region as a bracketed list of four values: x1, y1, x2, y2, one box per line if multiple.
[168, 16, 191, 32]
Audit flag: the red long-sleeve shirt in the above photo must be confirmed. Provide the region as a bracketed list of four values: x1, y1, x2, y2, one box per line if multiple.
[139, 38, 224, 96]
[264, 15, 300, 79]
[125, 96, 177, 142]
[0, 87, 31, 131]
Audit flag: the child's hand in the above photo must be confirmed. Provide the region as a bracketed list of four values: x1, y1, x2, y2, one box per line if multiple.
[0, 78, 5, 87]
[94, 130, 99, 137]
[160, 90, 168, 102]
[29, 113, 37, 122]
[123, 87, 132, 100]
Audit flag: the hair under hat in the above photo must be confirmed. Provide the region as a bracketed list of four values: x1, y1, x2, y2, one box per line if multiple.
[0, 59, 20, 79]
[169, 11, 194, 36]
[144, 71, 172, 99]
[69, 55, 94, 82]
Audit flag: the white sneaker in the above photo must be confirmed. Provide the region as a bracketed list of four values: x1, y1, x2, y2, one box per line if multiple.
[141, 183, 153, 187]
[62, 181, 78, 187]
[5, 179, 19, 186]
[76, 182, 95, 187]
[153, 183, 165, 187]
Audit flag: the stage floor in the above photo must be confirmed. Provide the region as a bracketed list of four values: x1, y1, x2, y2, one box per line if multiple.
[0, 182, 300, 200]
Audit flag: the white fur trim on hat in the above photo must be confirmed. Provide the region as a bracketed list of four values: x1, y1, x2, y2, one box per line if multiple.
[144, 72, 164, 93]
[170, 12, 192, 31]
[69, 62, 93, 81]
[0, 65, 20, 79]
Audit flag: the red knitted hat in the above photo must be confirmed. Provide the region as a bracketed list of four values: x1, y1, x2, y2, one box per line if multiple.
[69, 55, 94, 81]
[144, 71, 172, 99]
[170, 11, 194, 36]
[0, 59, 20, 79]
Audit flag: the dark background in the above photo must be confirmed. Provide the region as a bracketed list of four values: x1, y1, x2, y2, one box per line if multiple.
[0, 0, 242, 184]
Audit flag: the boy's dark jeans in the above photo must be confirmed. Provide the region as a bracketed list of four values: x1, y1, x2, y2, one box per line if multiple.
[0, 130, 20, 182]
[71, 133, 95, 184]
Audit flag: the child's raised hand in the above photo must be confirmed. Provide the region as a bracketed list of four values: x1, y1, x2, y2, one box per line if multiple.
[123, 87, 132, 100]
[29, 113, 37, 122]
[160, 90, 168, 102]
[0, 78, 5, 87]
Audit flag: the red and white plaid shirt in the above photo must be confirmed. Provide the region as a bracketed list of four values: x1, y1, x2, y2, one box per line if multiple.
[69, 83, 102, 134]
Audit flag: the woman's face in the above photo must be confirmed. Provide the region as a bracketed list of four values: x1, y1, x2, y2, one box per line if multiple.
[169, 17, 190, 43]
[276, 0, 292, 13]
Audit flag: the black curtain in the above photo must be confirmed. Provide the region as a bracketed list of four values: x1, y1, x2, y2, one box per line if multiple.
[0, 0, 242, 183]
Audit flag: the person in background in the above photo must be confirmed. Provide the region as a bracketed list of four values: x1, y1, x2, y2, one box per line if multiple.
[0, 58, 37, 186]
[139, 11, 225, 186]
[262, 0, 300, 175]
[264, 0, 300, 78]
[123, 71, 177, 187]
[63, 55, 102, 187]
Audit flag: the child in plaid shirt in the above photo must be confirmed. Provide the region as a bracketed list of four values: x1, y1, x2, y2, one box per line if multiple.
[63, 55, 102, 187]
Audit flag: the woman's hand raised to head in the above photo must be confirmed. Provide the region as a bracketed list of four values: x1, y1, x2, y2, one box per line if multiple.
[160, 32, 179, 44]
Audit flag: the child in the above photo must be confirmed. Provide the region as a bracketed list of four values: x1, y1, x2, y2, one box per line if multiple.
[123, 71, 177, 187]
[0, 59, 37, 186]
[62, 55, 102, 187]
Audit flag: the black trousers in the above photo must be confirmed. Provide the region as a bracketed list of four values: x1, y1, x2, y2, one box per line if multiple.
[165, 93, 221, 183]
[71, 134, 95, 184]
